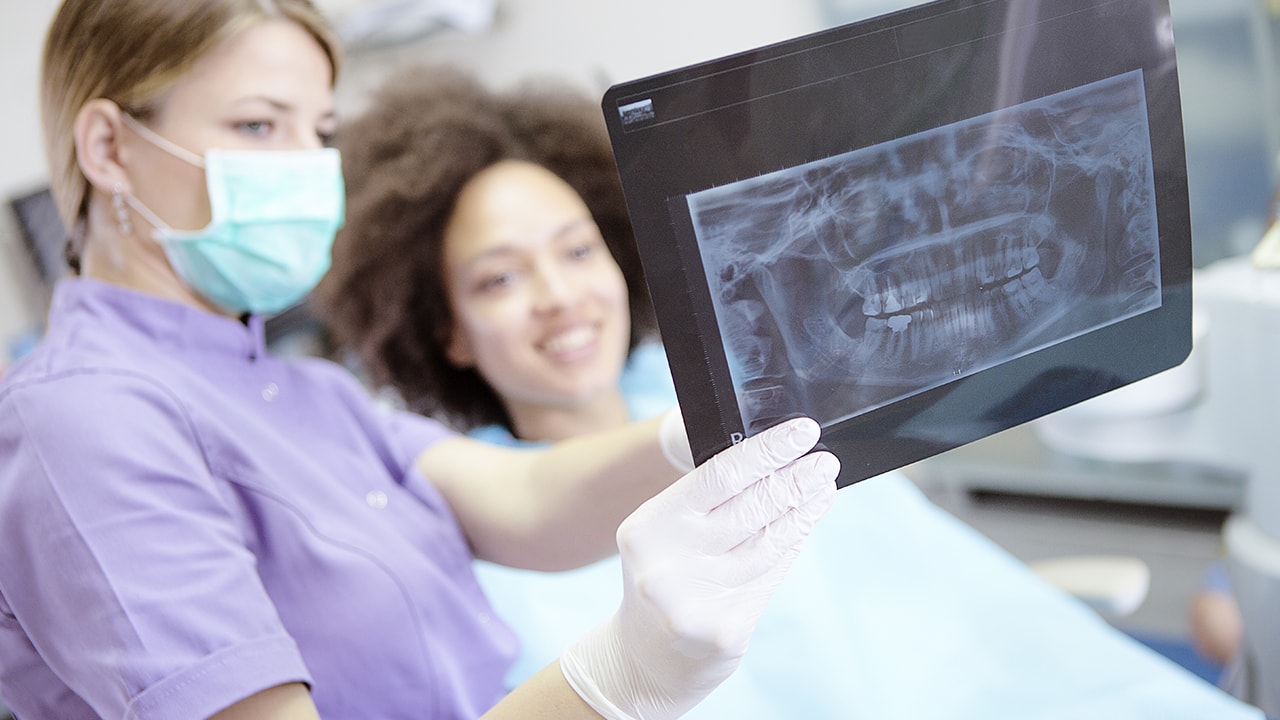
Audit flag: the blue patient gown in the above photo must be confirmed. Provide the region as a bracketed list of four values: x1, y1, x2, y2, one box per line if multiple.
[471, 343, 1263, 719]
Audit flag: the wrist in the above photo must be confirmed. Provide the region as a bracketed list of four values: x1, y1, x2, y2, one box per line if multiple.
[560, 618, 642, 720]
[658, 407, 694, 474]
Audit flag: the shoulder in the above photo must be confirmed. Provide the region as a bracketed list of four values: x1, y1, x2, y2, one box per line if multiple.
[0, 367, 219, 532]
[1, 365, 201, 452]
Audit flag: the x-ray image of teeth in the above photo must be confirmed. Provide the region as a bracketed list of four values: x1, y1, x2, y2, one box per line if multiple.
[685, 70, 1162, 434]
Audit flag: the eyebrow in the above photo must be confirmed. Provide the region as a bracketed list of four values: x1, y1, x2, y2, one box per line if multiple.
[547, 216, 595, 241]
[229, 95, 337, 121]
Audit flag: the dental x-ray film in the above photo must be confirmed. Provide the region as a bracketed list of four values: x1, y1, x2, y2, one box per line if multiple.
[603, 0, 1192, 488]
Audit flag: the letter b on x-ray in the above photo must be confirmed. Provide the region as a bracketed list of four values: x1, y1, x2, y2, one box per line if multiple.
[685, 71, 1161, 434]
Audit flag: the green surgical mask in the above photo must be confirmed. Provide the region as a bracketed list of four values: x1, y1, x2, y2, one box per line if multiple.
[122, 115, 345, 315]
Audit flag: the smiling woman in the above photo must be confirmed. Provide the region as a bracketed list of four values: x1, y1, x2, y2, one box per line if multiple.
[438, 160, 633, 440]
[313, 65, 658, 436]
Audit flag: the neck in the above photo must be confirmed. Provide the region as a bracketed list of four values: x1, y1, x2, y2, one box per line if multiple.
[507, 389, 631, 443]
[79, 193, 228, 317]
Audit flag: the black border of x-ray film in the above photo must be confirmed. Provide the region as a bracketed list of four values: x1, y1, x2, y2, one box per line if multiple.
[603, 0, 1192, 488]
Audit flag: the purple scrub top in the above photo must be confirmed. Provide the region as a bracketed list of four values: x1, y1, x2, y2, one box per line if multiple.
[0, 279, 517, 719]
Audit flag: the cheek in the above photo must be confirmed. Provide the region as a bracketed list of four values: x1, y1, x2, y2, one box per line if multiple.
[607, 274, 634, 345]
[595, 264, 631, 317]
[136, 159, 211, 230]
[454, 302, 531, 372]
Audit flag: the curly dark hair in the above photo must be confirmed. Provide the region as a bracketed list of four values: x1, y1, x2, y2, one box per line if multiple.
[313, 65, 656, 433]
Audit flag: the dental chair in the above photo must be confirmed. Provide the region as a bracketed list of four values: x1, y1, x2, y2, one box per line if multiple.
[1197, 251, 1280, 715]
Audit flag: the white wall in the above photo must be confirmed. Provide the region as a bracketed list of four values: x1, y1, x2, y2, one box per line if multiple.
[0, 0, 63, 364]
[335, 0, 832, 113]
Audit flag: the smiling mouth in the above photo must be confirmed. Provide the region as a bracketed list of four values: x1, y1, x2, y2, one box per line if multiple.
[541, 326, 597, 355]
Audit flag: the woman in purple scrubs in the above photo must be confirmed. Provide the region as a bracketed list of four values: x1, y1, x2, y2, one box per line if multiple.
[0, 1, 838, 718]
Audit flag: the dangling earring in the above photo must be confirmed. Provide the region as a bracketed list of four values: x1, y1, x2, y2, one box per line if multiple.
[111, 183, 133, 237]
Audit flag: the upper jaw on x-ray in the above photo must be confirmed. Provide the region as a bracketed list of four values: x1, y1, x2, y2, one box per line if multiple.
[687, 71, 1162, 434]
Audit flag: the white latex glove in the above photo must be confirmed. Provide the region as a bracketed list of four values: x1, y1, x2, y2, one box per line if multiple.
[658, 406, 695, 473]
[561, 417, 839, 720]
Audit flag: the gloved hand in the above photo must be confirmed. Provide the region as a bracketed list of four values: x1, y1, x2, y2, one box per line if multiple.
[658, 406, 695, 473]
[560, 417, 839, 720]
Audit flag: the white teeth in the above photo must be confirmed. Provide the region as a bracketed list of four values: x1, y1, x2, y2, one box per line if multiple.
[1021, 267, 1048, 298]
[543, 327, 595, 354]
[882, 289, 903, 314]
[910, 282, 929, 306]
[1023, 247, 1039, 270]
[979, 258, 997, 285]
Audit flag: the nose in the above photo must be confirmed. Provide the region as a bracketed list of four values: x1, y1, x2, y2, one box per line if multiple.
[290, 127, 325, 151]
[530, 261, 576, 313]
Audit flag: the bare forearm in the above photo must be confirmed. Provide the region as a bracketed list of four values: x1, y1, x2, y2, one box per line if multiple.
[482, 662, 603, 719]
[419, 414, 680, 570]
[514, 414, 676, 566]
[203, 670, 600, 720]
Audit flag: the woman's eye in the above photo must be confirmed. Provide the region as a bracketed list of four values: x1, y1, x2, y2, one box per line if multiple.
[237, 120, 273, 136]
[567, 235, 608, 261]
[477, 272, 516, 293]
[318, 129, 337, 147]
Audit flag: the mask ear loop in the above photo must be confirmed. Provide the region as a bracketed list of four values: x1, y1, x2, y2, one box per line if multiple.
[111, 183, 133, 237]
[120, 113, 206, 168]
[117, 114, 205, 235]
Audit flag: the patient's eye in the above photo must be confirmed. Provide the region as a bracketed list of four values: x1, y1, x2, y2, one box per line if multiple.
[476, 271, 517, 293]
[563, 228, 607, 263]
[567, 243, 595, 260]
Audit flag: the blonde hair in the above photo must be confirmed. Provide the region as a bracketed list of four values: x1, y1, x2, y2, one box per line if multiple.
[40, 0, 342, 271]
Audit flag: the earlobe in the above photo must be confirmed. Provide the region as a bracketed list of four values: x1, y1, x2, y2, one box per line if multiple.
[74, 99, 133, 196]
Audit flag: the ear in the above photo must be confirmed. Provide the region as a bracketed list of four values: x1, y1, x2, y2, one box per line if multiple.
[73, 99, 135, 196]
[444, 327, 475, 369]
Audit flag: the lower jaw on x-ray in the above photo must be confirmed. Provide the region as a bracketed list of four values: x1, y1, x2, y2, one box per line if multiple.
[688, 71, 1162, 434]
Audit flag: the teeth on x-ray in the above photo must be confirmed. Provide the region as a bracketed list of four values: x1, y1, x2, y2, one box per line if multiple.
[686, 71, 1162, 433]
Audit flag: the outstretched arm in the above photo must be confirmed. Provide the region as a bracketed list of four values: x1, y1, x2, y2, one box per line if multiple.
[416, 413, 681, 571]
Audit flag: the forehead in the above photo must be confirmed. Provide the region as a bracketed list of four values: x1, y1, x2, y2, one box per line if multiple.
[155, 19, 334, 119]
[445, 161, 593, 257]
